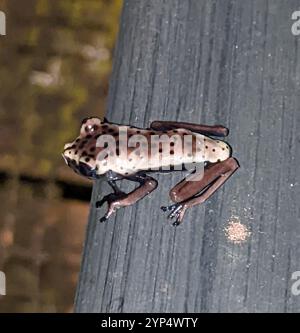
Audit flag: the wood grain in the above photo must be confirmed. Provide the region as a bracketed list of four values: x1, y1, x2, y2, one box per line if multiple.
[75, 0, 300, 312]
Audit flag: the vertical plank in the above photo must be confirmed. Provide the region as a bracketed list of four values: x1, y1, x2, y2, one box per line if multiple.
[75, 0, 300, 312]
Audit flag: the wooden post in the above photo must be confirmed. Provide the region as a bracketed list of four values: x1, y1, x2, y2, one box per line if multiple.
[75, 0, 300, 312]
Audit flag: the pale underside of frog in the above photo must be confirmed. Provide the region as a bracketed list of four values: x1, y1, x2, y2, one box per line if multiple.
[62, 117, 239, 226]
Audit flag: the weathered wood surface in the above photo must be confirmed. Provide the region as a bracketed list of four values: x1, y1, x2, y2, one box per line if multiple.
[75, 0, 300, 312]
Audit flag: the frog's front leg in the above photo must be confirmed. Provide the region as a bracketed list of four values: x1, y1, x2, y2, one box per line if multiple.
[106, 170, 125, 195]
[161, 157, 239, 226]
[96, 173, 158, 223]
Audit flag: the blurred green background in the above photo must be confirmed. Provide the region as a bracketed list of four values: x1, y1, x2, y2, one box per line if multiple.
[0, 0, 122, 312]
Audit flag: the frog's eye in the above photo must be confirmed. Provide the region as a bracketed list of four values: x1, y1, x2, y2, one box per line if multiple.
[80, 117, 102, 135]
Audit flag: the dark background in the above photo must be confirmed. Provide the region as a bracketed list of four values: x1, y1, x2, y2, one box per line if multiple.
[0, 0, 122, 312]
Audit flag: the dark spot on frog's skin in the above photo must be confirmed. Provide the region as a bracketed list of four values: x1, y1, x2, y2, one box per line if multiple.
[90, 147, 96, 152]
[108, 128, 114, 133]
[104, 142, 108, 148]
[85, 157, 90, 163]
[94, 134, 100, 140]
[88, 154, 94, 158]
[170, 150, 174, 155]
[102, 153, 108, 159]
[75, 138, 80, 143]
[212, 148, 215, 152]
[150, 131, 156, 135]
[75, 150, 78, 155]
[170, 142, 175, 147]
[113, 132, 119, 137]
[82, 151, 87, 157]
[205, 146, 208, 149]
[102, 125, 108, 129]
[222, 148, 225, 151]
[173, 130, 178, 133]
[136, 130, 141, 134]
[86, 134, 92, 139]
[217, 159, 221, 162]
[79, 140, 88, 149]
[116, 148, 120, 156]
[159, 148, 163, 153]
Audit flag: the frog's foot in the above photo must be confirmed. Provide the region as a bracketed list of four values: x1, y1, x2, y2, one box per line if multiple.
[161, 203, 187, 226]
[96, 192, 127, 222]
[96, 174, 158, 223]
[162, 158, 240, 226]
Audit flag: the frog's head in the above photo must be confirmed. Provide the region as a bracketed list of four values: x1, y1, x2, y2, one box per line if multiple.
[62, 117, 104, 179]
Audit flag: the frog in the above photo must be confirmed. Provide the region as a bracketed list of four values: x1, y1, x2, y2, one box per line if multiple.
[62, 117, 239, 226]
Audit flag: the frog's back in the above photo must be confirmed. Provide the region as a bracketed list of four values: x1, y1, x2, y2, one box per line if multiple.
[63, 118, 231, 177]
[92, 124, 231, 175]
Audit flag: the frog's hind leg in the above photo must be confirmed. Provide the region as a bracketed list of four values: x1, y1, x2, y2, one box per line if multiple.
[161, 157, 239, 226]
[150, 120, 229, 137]
[96, 173, 158, 222]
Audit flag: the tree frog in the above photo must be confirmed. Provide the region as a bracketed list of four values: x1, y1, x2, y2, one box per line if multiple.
[62, 117, 239, 226]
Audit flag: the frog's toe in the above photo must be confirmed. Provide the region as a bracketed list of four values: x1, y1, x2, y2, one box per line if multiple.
[172, 219, 181, 227]
[99, 215, 108, 223]
[161, 203, 177, 212]
[170, 210, 183, 227]
[161, 203, 186, 226]
[168, 204, 182, 219]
